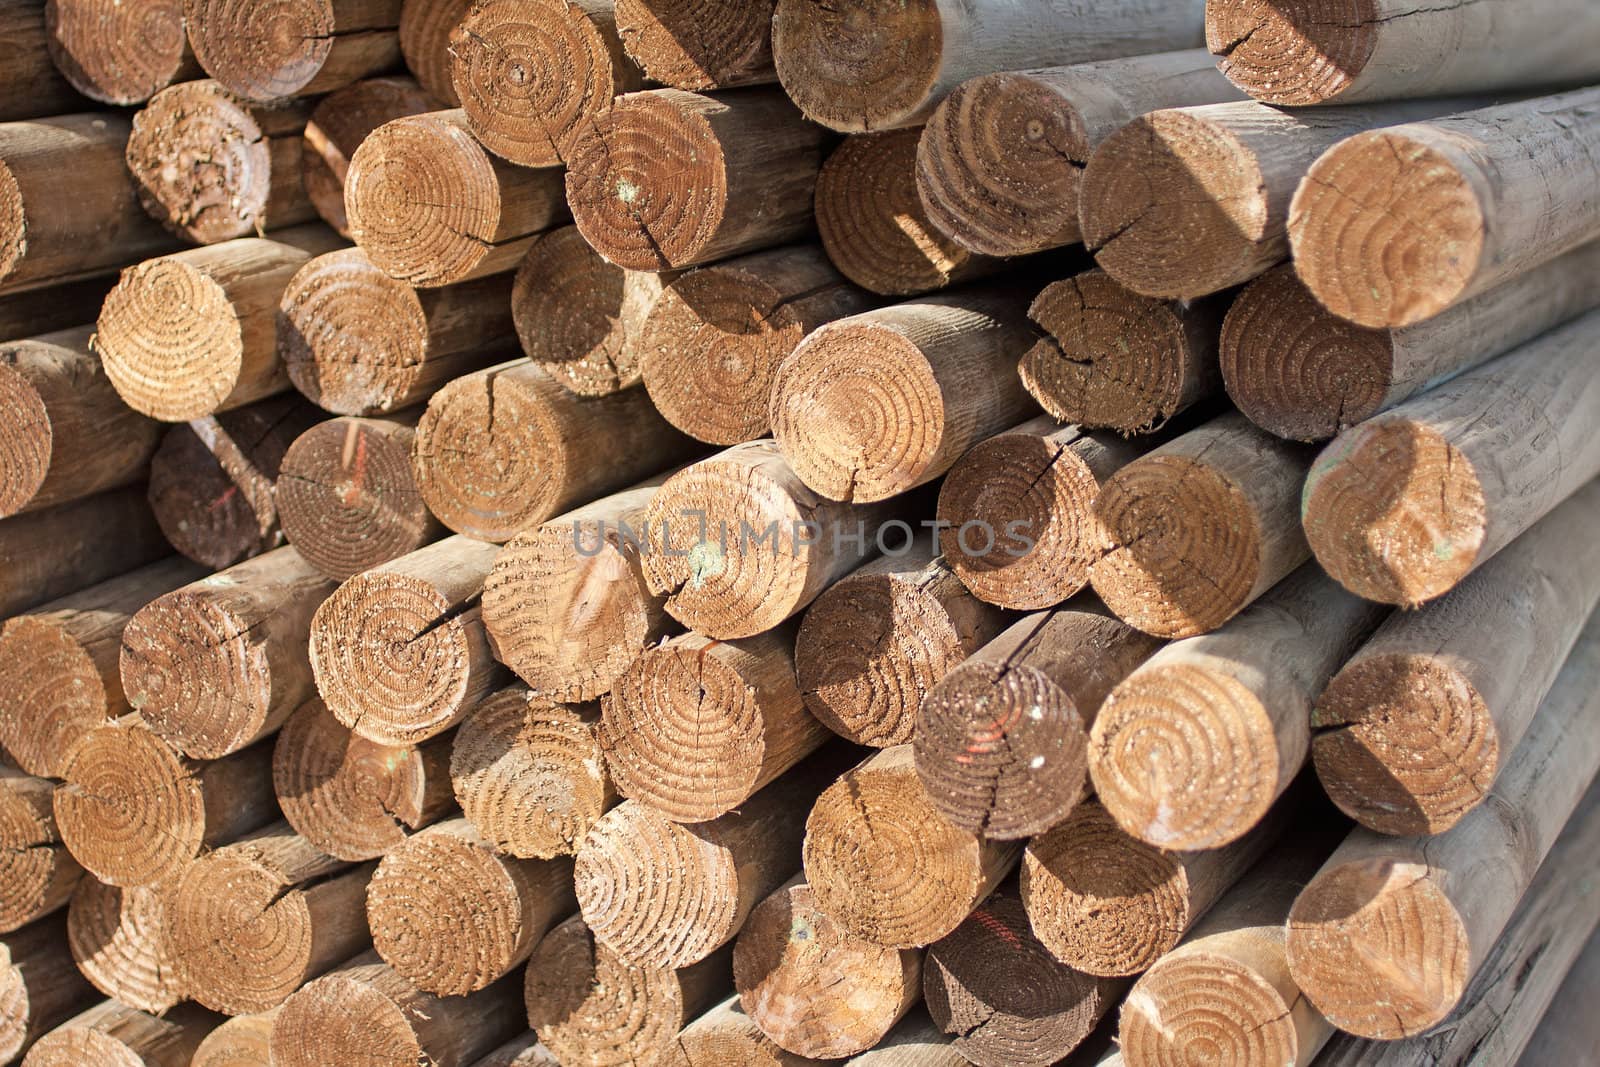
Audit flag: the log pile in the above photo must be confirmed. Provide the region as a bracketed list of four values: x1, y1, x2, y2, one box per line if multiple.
[1, 1, 1598, 1065]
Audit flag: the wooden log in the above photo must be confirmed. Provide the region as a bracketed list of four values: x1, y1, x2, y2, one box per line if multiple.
[669, 994, 827, 1066]
[769, 0, 1206, 133]
[21, 1000, 219, 1067]
[769, 290, 1038, 503]
[0, 486, 169, 620]
[271, 952, 526, 1067]
[273, 698, 455, 861]
[1518, 930, 1600, 1066]
[795, 537, 1008, 748]
[639, 244, 875, 444]
[1089, 412, 1315, 638]
[53, 720, 277, 886]
[1286, 609, 1600, 1040]
[1313, 481, 1600, 836]
[1207, 0, 1600, 107]
[0, 914, 96, 1064]
[276, 413, 445, 581]
[146, 395, 324, 570]
[733, 879, 921, 1059]
[0, 113, 179, 294]
[367, 817, 575, 994]
[0, 275, 114, 342]
[120, 546, 335, 758]
[280, 247, 516, 416]
[1079, 97, 1474, 300]
[564, 86, 830, 272]
[0, 772, 81, 934]
[915, 50, 1241, 258]
[804, 745, 1021, 949]
[44, 0, 199, 106]
[614, 0, 775, 90]
[639, 439, 893, 640]
[470, 1034, 560, 1067]
[524, 915, 733, 1066]
[304, 77, 438, 238]
[187, 0, 404, 102]
[914, 606, 1162, 840]
[1290, 88, 1600, 329]
[345, 108, 569, 287]
[1020, 270, 1229, 433]
[924, 886, 1123, 1067]
[450, 0, 644, 169]
[842, 1009, 966, 1067]
[1089, 566, 1384, 850]
[65, 879, 183, 1014]
[126, 82, 316, 245]
[815, 130, 1000, 297]
[0, 1, 89, 121]
[412, 358, 699, 543]
[309, 534, 507, 744]
[191, 1011, 279, 1067]
[0, 326, 162, 519]
[1302, 308, 1600, 607]
[399, 0, 469, 106]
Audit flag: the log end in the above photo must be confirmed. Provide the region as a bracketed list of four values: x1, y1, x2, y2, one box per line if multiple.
[19, 1026, 151, 1067]
[192, 1012, 277, 1067]
[147, 423, 271, 571]
[1207, 0, 1379, 107]
[45, 0, 192, 105]
[0, 615, 110, 779]
[187, 0, 340, 101]
[512, 227, 639, 398]
[67, 879, 186, 1014]
[771, 0, 942, 132]
[0, 948, 28, 1064]
[399, 0, 468, 107]
[0, 781, 80, 935]
[1120, 951, 1304, 1065]
[614, 0, 775, 90]
[0, 342, 54, 518]
[0, 159, 23, 288]
[271, 968, 429, 1067]
[305, 78, 441, 238]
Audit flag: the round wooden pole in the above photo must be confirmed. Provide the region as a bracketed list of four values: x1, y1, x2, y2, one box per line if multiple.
[842, 1009, 967, 1067]
[0, 1, 92, 122]
[672, 994, 826, 1066]
[50, 0, 196, 105]
[22, 1000, 219, 1067]
[303, 76, 439, 237]
[398, 0, 468, 106]
[191, 1011, 279, 1067]
[0, 913, 97, 1064]
[0, 275, 114, 341]
[187, 0, 404, 102]
[0, 773, 81, 935]
[0, 486, 169, 621]
[614, 0, 775, 90]
[66, 879, 184, 1014]
[470, 1034, 558, 1067]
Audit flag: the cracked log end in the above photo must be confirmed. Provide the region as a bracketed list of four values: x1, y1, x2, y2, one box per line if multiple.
[614, 0, 776, 91]
[66, 878, 185, 1014]
[304, 77, 439, 237]
[771, 0, 942, 133]
[1207, 0, 1380, 106]
[45, 0, 193, 105]
[188, 0, 396, 101]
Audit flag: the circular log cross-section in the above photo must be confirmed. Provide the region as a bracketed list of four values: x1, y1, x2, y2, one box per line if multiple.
[67, 878, 185, 1014]
[187, 0, 404, 102]
[303, 77, 439, 237]
[191, 1012, 279, 1067]
[45, 0, 196, 105]
[20, 1001, 218, 1067]
[614, 0, 776, 90]
[399, 0, 470, 106]
[0, 773, 81, 935]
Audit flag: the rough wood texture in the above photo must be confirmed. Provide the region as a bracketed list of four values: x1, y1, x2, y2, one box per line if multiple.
[412, 358, 698, 543]
[1516, 931, 1600, 1066]
[1302, 308, 1600, 608]
[451, 688, 617, 859]
[0, 1, 90, 121]
[66, 878, 184, 1014]
[640, 244, 875, 444]
[187, 0, 404, 102]
[668, 995, 826, 1066]
[842, 1010, 966, 1067]
[310, 534, 506, 745]
[1021, 270, 1228, 433]
[398, 0, 469, 105]
[45, 0, 198, 105]
[770, 0, 1206, 132]
[304, 77, 438, 238]
[734, 880, 920, 1059]
[770, 290, 1038, 503]
[916, 50, 1240, 257]
[451, 0, 644, 169]
[281, 247, 515, 416]
[21, 1000, 219, 1067]
[0, 772, 81, 934]
[1089, 566, 1384, 850]
[274, 698, 455, 861]
[0, 914, 96, 1064]
[0, 486, 169, 620]
[345, 108, 569, 287]
[53, 720, 277, 887]
[565, 87, 830, 272]
[796, 536, 1007, 748]
[1290, 88, 1600, 329]
[470, 1034, 561, 1067]
[368, 817, 575, 995]
[276, 413, 445, 581]
[126, 81, 315, 245]
[190, 1011, 279, 1067]
[914, 606, 1162, 840]
[0, 275, 114, 342]
[615, 0, 775, 89]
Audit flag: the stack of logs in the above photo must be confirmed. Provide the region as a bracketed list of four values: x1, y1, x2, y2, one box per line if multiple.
[2, 0, 1600, 1064]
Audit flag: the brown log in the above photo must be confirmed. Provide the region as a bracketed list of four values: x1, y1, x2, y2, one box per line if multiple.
[273, 698, 455, 861]
[842, 1009, 966, 1067]
[412, 358, 699, 543]
[126, 81, 316, 245]
[1020, 269, 1229, 433]
[0, 275, 114, 342]
[44, 0, 199, 106]
[639, 244, 876, 444]
[1290, 88, 1600, 330]
[0, 772, 81, 934]
[734, 880, 920, 1059]
[367, 816, 575, 994]
[669, 994, 828, 1066]
[310, 534, 507, 744]
[524, 914, 733, 1066]
[398, 0, 469, 105]
[804, 745, 1021, 949]
[187, 0, 405, 102]
[815, 130, 1001, 297]
[450, 0, 644, 169]
[0, 914, 96, 1064]
[0, 485, 169, 619]
[190, 1011, 279, 1067]
[769, 0, 1206, 133]
[304, 77, 438, 237]
[640, 439, 893, 640]
[65, 879, 184, 1014]
[0, 113, 179, 294]
[53, 720, 277, 887]
[614, 0, 775, 90]
[270, 951, 526, 1067]
[345, 108, 569, 287]
[470, 1034, 560, 1067]
[0, 326, 162, 519]
[21, 1000, 219, 1067]
[280, 247, 516, 416]
[147, 395, 324, 570]
[795, 535, 1008, 748]
[915, 51, 1242, 258]
[565, 86, 830, 272]
[914, 606, 1162, 840]
[1302, 308, 1600, 607]
[1089, 412, 1315, 638]
[482, 481, 669, 703]
[119, 545, 337, 758]
[276, 412, 445, 581]
[0, 1, 90, 121]
[770, 290, 1039, 503]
